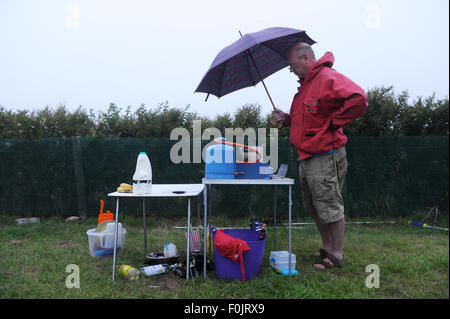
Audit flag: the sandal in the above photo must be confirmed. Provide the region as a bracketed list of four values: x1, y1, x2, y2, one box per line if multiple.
[314, 248, 329, 259]
[314, 254, 345, 269]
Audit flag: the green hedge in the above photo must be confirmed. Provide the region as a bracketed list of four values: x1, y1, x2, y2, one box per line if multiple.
[1, 87, 448, 139]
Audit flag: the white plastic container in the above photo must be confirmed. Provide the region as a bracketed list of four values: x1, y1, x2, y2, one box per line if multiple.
[104, 222, 122, 248]
[133, 152, 152, 195]
[270, 251, 298, 275]
[86, 223, 126, 258]
[167, 243, 177, 257]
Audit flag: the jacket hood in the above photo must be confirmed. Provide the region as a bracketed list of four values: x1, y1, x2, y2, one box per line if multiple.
[300, 51, 335, 85]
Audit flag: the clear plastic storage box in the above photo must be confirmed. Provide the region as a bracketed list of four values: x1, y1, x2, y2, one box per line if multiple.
[87, 222, 126, 258]
[269, 251, 298, 275]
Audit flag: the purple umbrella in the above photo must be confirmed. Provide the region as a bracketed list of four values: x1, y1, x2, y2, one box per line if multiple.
[195, 27, 316, 102]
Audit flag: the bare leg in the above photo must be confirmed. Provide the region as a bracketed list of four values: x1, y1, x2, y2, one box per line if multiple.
[314, 217, 345, 269]
[329, 216, 345, 260]
[313, 214, 332, 255]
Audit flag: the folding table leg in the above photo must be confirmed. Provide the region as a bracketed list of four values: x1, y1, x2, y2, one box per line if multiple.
[208, 185, 212, 255]
[143, 198, 147, 254]
[197, 196, 201, 223]
[288, 185, 292, 278]
[112, 197, 120, 282]
[186, 197, 191, 280]
[273, 185, 277, 251]
[203, 185, 207, 279]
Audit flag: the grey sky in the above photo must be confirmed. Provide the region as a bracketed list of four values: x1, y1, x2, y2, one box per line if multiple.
[1, 0, 448, 119]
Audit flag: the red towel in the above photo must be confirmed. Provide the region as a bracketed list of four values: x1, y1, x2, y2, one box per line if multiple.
[214, 229, 251, 282]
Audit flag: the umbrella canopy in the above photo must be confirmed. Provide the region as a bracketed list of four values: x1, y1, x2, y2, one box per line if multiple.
[195, 27, 316, 99]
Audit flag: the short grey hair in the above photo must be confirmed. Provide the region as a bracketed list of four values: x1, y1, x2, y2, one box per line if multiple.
[291, 42, 316, 60]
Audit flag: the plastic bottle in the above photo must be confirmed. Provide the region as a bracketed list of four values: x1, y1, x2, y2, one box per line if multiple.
[163, 242, 169, 257]
[118, 264, 140, 280]
[167, 243, 177, 257]
[140, 264, 167, 276]
[133, 152, 152, 195]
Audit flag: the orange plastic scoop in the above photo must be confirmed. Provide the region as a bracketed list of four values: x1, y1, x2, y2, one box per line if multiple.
[98, 200, 114, 225]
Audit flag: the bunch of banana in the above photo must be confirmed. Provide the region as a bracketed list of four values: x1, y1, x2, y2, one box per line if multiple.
[117, 183, 133, 193]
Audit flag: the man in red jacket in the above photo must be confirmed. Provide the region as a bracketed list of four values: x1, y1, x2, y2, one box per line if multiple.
[273, 42, 368, 269]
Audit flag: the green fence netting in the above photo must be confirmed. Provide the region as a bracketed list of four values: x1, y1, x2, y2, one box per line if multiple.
[0, 136, 448, 219]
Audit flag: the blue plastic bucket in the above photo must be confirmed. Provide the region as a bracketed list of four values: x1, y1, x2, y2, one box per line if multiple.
[213, 229, 266, 281]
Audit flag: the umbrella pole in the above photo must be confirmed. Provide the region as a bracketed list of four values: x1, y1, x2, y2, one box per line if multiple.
[239, 31, 283, 128]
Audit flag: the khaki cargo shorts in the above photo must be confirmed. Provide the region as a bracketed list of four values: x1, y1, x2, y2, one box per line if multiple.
[299, 146, 348, 224]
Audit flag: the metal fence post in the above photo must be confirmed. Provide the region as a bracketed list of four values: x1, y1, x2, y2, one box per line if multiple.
[72, 136, 88, 218]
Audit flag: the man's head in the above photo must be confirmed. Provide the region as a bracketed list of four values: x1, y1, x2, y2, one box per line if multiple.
[287, 42, 316, 79]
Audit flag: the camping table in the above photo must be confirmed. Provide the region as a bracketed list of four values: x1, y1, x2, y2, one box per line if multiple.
[107, 184, 205, 282]
[202, 177, 295, 278]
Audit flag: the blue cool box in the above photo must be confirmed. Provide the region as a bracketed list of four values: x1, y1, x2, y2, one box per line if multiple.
[205, 142, 272, 179]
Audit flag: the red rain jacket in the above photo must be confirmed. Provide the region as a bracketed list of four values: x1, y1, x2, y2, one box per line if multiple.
[284, 52, 368, 159]
[214, 229, 251, 282]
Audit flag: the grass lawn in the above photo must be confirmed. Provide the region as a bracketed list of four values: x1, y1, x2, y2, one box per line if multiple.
[0, 214, 448, 299]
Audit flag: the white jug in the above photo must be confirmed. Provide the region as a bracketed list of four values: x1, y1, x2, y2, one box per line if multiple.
[133, 152, 152, 194]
